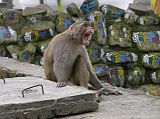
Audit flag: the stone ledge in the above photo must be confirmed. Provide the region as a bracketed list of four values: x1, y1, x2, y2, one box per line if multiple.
[0, 77, 98, 119]
[0, 57, 45, 78]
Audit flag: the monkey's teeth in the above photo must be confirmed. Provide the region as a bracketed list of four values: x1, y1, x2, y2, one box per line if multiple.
[88, 34, 92, 41]
[90, 30, 94, 34]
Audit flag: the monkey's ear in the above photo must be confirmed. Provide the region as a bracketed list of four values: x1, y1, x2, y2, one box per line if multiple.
[69, 25, 77, 36]
[69, 24, 74, 31]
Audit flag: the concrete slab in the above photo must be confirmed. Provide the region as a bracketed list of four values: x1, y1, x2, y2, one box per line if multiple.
[60, 90, 160, 119]
[0, 77, 98, 119]
[0, 57, 45, 78]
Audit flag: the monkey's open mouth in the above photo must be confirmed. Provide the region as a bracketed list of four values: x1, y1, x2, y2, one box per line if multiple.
[83, 30, 94, 45]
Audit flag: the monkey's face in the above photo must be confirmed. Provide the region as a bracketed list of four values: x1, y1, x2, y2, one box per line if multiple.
[81, 22, 94, 45]
[69, 21, 94, 45]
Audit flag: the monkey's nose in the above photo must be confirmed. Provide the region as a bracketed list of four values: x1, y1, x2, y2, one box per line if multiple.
[89, 27, 94, 33]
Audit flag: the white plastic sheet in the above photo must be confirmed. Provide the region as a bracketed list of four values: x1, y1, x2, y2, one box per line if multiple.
[13, 0, 133, 10]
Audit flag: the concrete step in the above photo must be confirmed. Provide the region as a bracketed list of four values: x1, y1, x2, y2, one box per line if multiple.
[0, 77, 98, 119]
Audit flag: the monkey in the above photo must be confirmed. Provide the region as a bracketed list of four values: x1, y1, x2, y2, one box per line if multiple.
[44, 21, 121, 95]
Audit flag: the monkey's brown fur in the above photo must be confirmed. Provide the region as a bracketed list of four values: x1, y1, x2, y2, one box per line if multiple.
[44, 21, 105, 89]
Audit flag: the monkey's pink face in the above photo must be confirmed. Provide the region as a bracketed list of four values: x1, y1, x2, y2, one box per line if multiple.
[83, 26, 94, 45]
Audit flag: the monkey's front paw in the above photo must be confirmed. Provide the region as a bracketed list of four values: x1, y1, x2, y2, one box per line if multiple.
[57, 82, 68, 88]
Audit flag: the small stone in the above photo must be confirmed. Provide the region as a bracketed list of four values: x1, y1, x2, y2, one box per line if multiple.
[35, 4, 54, 17]
[150, 70, 160, 84]
[128, 3, 152, 15]
[108, 21, 132, 48]
[137, 16, 159, 25]
[104, 51, 138, 64]
[132, 31, 160, 52]
[93, 64, 109, 77]
[142, 53, 160, 69]
[87, 47, 104, 63]
[106, 66, 125, 87]
[126, 67, 146, 86]
[7, 43, 36, 63]
[66, 3, 81, 17]
[100, 4, 124, 20]
[138, 84, 160, 96]
[22, 7, 46, 16]
[54, 12, 74, 33]
[0, 67, 9, 78]
[21, 21, 55, 42]
[80, 0, 99, 15]
[0, 26, 17, 45]
[0, 45, 7, 57]
[88, 11, 107, 45]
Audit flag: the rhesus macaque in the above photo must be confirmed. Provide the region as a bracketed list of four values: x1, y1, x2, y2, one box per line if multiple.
[44, 21, 121, 95]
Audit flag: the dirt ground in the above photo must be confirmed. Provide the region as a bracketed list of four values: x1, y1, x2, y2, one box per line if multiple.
[0, 57, 160, 119]
[58, 89, 160, 119]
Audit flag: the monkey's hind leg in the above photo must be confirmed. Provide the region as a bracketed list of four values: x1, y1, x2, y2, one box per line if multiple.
[70, 56, 89, 88]
[44, 59, 57, 82]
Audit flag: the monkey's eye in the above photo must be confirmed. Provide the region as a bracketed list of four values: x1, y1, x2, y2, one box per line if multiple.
[83, 24, 89, 27]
